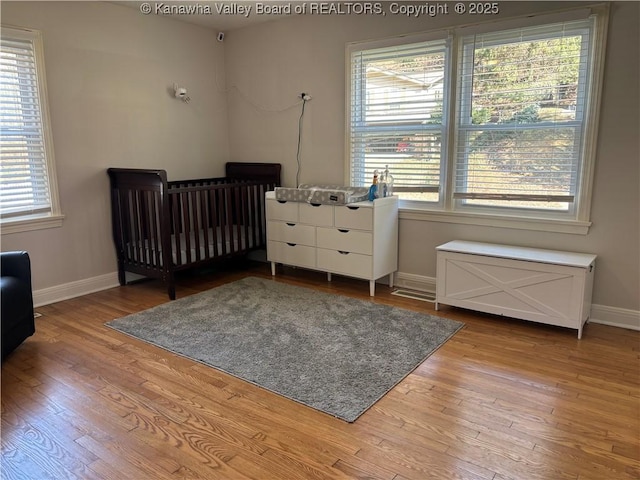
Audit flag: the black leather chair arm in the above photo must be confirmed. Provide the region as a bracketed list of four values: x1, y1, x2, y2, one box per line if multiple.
[1, 251, 35, 361]
[1, 251, 32, 286]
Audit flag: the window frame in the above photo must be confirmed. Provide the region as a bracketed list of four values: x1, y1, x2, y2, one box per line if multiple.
[345, 5, 609, 235]
[1, 25, 63, 235]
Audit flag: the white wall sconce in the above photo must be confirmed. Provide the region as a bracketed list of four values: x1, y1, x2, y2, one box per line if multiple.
[173, 84, 190, 103]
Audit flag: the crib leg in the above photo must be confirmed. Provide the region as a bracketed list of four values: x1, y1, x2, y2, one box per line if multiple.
[117, 265, 127, 286]
[166, 272, 176, 300]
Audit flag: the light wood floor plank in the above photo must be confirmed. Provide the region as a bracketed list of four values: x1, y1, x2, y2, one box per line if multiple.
[2, 263, 638, 479]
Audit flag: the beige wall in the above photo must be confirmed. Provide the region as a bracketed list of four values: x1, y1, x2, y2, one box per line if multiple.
[1, 1, 638, 317]
[224, 2, 639, 312]
[1, 1, 230, 290]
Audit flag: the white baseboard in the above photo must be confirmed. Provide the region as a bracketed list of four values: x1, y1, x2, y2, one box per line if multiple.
[589, 304, 640, 331]
[393, 272, 640, 333]
[33, 272, 120, 308]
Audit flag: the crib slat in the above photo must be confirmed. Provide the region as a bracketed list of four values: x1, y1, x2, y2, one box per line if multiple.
[242, 184, 250, 251]
[131, 190, 143, 266]
[258, 184, 267, 246]
[140, 190, 151, 267]
[187, 191, 194, 263]
[148, 190, 161, 270]
[234, 184, 247, 252]
[182, 191, 192, 265]
[244, 184, 252, 250]
[200, 189, 211, 260]
[171, 190, 182, 267]
[190, 190, 201, 263]
[227, 187, 234, 255]
[242, 184, 249, 250]
[233, 185, 242, 254]
[210, 188, 220, 258]
[251, 184, 260, 248]
[248, 184, 255, 249]
[138, 190, 147, 265]
[151, 189, 160, 270]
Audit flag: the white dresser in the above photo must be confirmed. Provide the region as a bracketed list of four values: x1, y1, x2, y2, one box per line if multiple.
[436, 240, 596, 338]
[266, 191, 398, 296]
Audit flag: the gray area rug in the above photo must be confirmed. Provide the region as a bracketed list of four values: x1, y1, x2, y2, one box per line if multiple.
[106, 277, 464, 422]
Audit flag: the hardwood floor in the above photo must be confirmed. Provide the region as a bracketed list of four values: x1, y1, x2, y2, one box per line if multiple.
[2, 262, 639, 480]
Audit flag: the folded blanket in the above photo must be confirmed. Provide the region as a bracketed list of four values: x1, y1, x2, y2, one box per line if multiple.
[275, 184, 370, 205]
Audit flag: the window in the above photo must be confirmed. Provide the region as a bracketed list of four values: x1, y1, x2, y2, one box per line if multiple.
[1, 26, 62, 233]
[455, 20, 592, 215]
[347, 7, 607, 233]
[349, 35, 449, 202]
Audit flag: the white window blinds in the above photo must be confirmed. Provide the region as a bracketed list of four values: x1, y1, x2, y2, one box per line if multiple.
[1, 29, 54, 219]
[454, 19, 593, 212]
[349, 38, 449, 199]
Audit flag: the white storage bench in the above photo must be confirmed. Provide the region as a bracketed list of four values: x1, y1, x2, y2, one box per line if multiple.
[436, 241, 596, 338]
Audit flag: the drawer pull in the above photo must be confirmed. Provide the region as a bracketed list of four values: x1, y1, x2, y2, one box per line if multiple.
[286, 223, 296, 226]
[310, 203, 321, 207]
[286, 243, 297, 247]
[338, 229, 349, 233]
[347, 206, 359, 210]
[277, 200, 287, 204]
[338, 250, 350, 255]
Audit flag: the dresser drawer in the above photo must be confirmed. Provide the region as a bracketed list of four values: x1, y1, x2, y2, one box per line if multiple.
[299, 202, 333, 226]
[268, 241, 316, 269]
[334, 205, 373, 230]
[267, 221, 316, 246]
[266, 199, 299, 222]
[316, 227, 372, 255]
[317, 248, 372, 279]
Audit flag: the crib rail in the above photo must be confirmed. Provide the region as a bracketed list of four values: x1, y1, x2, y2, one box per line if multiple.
[167, 180, 270, 265]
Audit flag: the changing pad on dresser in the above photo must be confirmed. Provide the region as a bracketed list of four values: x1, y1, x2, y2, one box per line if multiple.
[275, 184, 370, 205]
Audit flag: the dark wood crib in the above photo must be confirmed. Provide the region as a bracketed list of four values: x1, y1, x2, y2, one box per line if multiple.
[107, 162, 281, 299]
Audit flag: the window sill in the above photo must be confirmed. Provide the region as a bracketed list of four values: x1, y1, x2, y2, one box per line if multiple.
[1, 213, 65, 235]
[398, 204, 591, 235]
